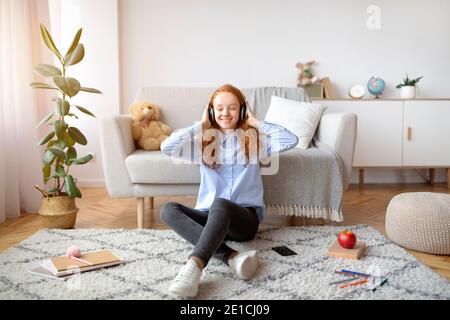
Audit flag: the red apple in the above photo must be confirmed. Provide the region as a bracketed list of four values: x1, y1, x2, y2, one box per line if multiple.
[338, 230, 357, 249]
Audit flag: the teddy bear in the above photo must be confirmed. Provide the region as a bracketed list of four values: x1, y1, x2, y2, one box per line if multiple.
[129, 101, 172, 151]
[296, 61, 319, 86]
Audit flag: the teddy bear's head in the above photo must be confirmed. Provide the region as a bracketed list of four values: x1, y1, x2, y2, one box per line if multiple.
[128, 101, 161, 121]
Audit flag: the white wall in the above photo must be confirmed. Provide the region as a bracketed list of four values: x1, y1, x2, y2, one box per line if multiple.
[119, 0, 450, 109]
[118, 0, 450, 184]
[47, 0, 450, 186]
[48, 0, 120, 187]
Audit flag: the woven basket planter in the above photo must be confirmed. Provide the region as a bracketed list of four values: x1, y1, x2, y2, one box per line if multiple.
[38, 195, 79, 229]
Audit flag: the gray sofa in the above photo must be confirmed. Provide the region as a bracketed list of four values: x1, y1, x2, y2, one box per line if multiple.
[99, 87, 357, 228]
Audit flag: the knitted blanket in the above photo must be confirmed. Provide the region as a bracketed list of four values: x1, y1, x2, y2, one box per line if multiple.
[243, 87, 344, 222]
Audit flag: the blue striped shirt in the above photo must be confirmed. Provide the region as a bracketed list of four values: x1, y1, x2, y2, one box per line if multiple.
[161, 121, 298, 222]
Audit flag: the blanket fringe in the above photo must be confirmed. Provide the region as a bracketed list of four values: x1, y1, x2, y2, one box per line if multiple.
[265, 204, 343, 222]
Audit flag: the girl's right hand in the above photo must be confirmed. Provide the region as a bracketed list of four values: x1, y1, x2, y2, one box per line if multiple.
[201, 104, 211, 129]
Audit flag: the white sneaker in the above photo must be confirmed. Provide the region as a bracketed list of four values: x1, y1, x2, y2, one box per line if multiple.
[228, 250, 259, 280]
[168, 259, 202, 298]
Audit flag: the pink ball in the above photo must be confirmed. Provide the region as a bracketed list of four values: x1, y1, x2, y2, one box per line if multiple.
[66, 245, 81, 258]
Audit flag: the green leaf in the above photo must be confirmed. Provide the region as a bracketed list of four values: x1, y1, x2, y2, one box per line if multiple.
[53, 140, 67, 150]
[66, 147, 77, 161]
[43, 164, 51, 183]
[53, 76, 81, 98]
[68, 127, 87, 145]
[65, 175, 81, 198]
[66, 44, 85, 66]
[55, 164, 66, 177]
[74, 105, 96, 117]
[38, 132, 55, 146]
[34, 64, 62, 77]
[63, 132, 76, 148]
[48, 147, 66, 161]
[54, 120, 68, 140]
[65, 28, 82, 61]
[48, 187, 58, 193]
[43, 149, 55, 165]
[79, 87, 102, 94]
[54, 98, 70, 116]
[40, 24, 62, 61]
[30, 82, 59, 90]
[36, 111, 54, 128]
[68, 154, 93, 165]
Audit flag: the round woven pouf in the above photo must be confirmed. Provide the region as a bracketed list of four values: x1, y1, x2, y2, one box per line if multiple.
[385, 192, 450, 255]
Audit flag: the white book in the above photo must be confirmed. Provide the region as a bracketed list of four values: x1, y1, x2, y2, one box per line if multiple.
[27, 264, 73, 281]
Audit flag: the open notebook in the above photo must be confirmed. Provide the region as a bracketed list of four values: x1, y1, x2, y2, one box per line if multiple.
[29, 250, 125, 278]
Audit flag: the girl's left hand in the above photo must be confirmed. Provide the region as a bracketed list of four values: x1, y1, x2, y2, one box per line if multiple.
[246, 106, 261, 128]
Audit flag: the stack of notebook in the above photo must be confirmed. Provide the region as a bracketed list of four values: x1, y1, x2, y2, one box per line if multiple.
[28, 250, 124, 280]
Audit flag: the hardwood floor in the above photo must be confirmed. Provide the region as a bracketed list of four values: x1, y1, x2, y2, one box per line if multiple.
[1, 183, 449, 280]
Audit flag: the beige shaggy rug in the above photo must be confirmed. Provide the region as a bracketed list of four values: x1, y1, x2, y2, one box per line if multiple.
[0, 225, 449, 300]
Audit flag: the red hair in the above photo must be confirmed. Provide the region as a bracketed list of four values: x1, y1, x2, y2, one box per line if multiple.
[202, 84, 260, 168]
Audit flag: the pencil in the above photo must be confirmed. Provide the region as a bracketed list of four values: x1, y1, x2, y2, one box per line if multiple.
[340, 269, 382, 278]
[69, 256, 94, 266]
[339, 279, 368, 289]
[334, 271, 360, 277]
[340, 269, 372, 277]
[329, 277, 360, 285]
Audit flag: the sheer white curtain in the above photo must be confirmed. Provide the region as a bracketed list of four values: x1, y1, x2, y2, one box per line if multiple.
[0, 0, 52, 223]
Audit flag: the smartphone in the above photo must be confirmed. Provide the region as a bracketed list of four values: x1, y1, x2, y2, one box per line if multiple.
[272, 246, 297, 256]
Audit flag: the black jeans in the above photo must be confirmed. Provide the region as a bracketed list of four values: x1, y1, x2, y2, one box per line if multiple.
[160, 197, 259, 266]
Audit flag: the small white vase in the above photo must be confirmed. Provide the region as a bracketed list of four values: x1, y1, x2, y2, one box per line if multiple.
[400, 86, 417, 99]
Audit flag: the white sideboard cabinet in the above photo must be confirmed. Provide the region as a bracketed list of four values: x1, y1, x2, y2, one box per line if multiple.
[312, 99, 450, 188]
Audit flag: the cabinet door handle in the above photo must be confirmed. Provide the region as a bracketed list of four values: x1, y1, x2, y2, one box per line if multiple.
[407, 127, 412, 141]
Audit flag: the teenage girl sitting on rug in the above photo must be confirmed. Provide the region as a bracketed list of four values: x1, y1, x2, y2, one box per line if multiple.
[160, 84, 298, 297]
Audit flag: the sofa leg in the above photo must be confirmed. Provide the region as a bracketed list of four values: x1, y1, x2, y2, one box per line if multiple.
[149, 196, 154, 209]
[137, 197, 144, 229]
[429, 168, 435, 184]
[148, 197, 154, 227]
[359, 169, 364, 188]
[447, 168, 450, 189]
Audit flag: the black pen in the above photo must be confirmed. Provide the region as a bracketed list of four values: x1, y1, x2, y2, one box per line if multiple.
[372, 278, 388, 291]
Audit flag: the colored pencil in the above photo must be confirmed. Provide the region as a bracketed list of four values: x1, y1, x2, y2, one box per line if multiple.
[339, 279, 368, 289]
[334, 271, 360, 277]
[340, 269, 382, 278]
[329, 277, 361, 285]
[69, 256, 94, 266]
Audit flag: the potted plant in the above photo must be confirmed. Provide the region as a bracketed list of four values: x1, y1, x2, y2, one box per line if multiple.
[396, 74, 423, 99]
[30, 24, 102, 229]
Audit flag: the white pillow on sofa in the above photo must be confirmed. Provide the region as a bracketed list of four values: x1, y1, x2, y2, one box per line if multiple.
[264, 96, 326, 149]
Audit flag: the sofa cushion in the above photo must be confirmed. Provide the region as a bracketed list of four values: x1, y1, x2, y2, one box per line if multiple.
[264, 96, 326, 149]
[125, 150, 200, 184]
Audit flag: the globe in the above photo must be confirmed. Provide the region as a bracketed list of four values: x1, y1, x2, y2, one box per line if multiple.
[367, 77, 385, 98]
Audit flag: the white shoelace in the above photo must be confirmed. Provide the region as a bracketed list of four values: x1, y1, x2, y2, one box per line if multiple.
[175, 262, 199, 283]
